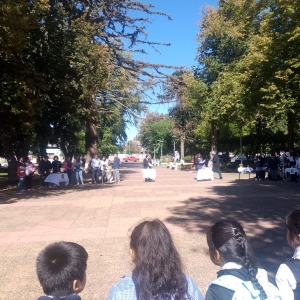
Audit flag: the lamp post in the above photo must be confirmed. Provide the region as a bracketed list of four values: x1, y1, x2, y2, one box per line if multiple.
[158, 140, 163, 161]
[172, 135, 176, 160]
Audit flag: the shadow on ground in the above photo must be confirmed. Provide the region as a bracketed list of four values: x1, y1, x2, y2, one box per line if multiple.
[0, 169, 140, 204]
[166, 179, 299, 274]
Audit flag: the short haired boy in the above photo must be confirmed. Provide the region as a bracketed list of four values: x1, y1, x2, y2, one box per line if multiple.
[36, 242, 88, 300]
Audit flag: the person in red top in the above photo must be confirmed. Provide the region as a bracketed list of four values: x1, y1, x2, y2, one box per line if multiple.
[17, 156, 26, 192]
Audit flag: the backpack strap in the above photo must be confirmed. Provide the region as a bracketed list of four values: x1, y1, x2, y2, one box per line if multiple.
[208, 275, 261, 298]
[291, 258, 300, 269]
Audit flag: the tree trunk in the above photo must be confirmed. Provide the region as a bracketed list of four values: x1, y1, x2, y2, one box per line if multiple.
[85, 121, 97, 165]
[211, 121, 217, 151]
[180, 133, 185, 160]
[287, 112, 295, 149]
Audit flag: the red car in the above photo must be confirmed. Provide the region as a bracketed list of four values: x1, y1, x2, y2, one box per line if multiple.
[123, 156, 139, 162]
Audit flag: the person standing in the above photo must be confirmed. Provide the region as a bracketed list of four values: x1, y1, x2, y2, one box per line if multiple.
[268, 153, 280, 181]
[52, 156, 62, 173]
[211, 151, 223, 179]
[100, 156, 109, 183]
[38, 156, 52, 188]
[63, 157, 74, 185]
[73, 155, 84, 185]
[17, 156, 26, 192]
[91, 154, 101, 184]
[143, 154, 150, 169]
[113, 153, 121, 183]
[25, 157, 35, 190]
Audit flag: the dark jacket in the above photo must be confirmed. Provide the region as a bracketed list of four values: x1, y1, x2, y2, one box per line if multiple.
[37, 294, 81, 300]
[212, 155, 220, 167]
[268, 157, 280, 170]
[143, 158, 149, 169]
[52, 160, 62, 173]
[205, 267, 276, 300]
[254, 156, 266, 168]
[38, 160, 52, 175]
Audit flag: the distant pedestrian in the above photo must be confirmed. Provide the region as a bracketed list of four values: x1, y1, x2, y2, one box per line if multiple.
[25, 157, 35, 190]
[113, 153, 121, 183]
[63, 157, 74, 185]
[211, 151, 223, 179]
[91, 154, 101, 184]
[38, 156, 52, 188]
[17, 156, 26, 192]
[73, 155, 84, 185]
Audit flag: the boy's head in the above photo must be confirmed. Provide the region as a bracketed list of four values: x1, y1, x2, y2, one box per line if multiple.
[36, 242, 88, 297]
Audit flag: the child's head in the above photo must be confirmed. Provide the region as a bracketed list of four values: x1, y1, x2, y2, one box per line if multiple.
[36, 242, 88, 297]
[286, 209, 300, 248]
[207, 219, 267, 298]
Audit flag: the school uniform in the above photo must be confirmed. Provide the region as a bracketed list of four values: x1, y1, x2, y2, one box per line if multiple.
[107, 274, 204, 300]
[276, 246, 300, 300]
[206, 262, 279, 300]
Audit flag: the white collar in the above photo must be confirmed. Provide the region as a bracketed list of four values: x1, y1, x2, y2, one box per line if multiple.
[292, 246, 300, 259]
[221, 262, 243, 270]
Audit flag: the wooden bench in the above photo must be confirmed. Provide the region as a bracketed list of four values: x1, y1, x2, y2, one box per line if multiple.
[180, 163, 194, 171]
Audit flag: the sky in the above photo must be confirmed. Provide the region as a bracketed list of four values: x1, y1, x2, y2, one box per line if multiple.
[125, 0, 219, 140]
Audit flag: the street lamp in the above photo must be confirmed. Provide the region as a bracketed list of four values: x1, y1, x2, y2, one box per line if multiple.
[172, 135, 176, 160]
[158, 140, 163, 161]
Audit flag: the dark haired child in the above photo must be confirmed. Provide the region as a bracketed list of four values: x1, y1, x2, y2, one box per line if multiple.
[276, 209, 300, 299]
[206, 220, 282, 300]
[36, 242, 88, 300]
[107, 219, 204, 300]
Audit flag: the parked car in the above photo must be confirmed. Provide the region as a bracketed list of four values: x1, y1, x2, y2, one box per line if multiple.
[225, 160, 255, 170]
[123, 156, 139, 162]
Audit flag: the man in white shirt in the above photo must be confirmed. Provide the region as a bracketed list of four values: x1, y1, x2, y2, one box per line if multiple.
[91, 154, 101, 184]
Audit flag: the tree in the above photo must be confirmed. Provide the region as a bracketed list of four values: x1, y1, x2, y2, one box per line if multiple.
[139, 113, 174, 157]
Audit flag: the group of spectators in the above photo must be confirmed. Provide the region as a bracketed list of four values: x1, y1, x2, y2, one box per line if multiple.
[35, 209, 300, 299]
[254, 151, 300, 181]
[16, 154, 121, 192]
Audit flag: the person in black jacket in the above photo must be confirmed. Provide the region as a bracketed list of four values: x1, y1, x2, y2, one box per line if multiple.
[38, 156, 52, 187]
[51, 156, 62, 173]
[211, 151, 223, 179]
[268, 153, 280, 181]
[143, 154, 150, 169]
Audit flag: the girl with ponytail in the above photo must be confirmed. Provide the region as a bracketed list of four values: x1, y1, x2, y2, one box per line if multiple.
[205, 220, 282, 299]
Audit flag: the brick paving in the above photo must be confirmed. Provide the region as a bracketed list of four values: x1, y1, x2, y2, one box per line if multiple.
[0, 164, 298, 299]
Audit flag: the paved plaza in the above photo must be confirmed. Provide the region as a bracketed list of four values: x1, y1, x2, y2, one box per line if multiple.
[0, 164, 298, 299]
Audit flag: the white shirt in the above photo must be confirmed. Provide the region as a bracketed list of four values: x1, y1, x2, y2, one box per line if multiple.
[100, 160, 108, 171]
[222, 262, 243, 270]
[276, 246, 300, 300]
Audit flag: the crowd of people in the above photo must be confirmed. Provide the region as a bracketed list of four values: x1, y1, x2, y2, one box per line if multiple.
[254, 151, 300, 181]
[35, 209, 300, 299]
[16, 154, 121, 192]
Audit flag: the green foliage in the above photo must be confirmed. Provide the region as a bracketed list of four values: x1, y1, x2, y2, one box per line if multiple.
[139, 113, 174, 156]
[190, 0, 300, 153]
